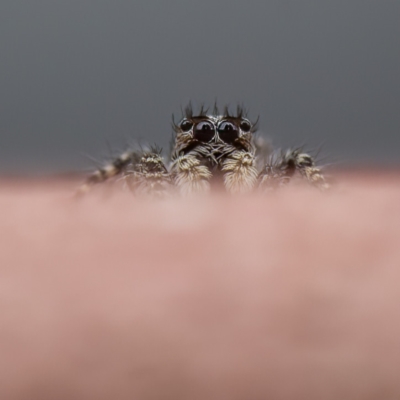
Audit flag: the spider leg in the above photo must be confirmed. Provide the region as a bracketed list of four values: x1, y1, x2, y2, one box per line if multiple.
[259, 149, 329, 190]
[221, 150, 258, 193]
[78, 150, 137, 194]
[124, 149, 172, 197]
[170, 150, 212, 195]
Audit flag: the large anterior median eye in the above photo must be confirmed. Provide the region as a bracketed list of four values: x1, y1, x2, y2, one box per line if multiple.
[194, 121, 215, 142]
[218, 121, 239, 144]
[180, 119, 193, 132]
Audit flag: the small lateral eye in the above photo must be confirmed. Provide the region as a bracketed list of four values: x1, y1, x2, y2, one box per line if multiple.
[240, 120, 251, 132]
[180, 120, 193, 132]
[194, 121, 215, 142]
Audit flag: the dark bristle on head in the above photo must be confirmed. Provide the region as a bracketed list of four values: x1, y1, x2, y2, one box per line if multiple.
[179, 103, 258, 128]
[236, 105, 245, 119]
[171, 114, 179, 132]
[252, 115, 260, 132]
[199, 104, 209, 117]
[184, 102, 193, 119]
[223, 105, 230, 118]
[212, 101, 219, 116]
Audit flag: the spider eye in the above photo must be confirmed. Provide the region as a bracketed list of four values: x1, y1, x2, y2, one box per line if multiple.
[194, 121, 215, 142]
[218, 121, 239, 144]
[180, 120, 193, 132]
[240, 120, 251, 133]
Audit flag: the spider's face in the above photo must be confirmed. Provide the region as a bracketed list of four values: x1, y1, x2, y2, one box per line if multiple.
[176, 114, 254, 147]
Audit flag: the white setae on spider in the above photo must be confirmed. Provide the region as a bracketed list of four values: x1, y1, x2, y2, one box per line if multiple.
[80, 104, 328, 196]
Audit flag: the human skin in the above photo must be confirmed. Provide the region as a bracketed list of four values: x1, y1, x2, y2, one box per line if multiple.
[1, 173, 400, 399]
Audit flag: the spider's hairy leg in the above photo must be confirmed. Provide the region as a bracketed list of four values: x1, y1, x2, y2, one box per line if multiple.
[125, 149, 172, 197]
[259, 149, 329, 190]
[170, 152, 212, 195]
[221, 150, 258, 194]
[78, 150, 136, 193]
[295, 152, 329, 189]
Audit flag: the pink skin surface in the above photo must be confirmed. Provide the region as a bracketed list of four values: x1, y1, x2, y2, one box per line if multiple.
[1, 173, 400, 399]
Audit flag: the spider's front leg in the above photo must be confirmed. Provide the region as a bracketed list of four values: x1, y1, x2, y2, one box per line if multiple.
[124, 149, 172, 197]
[259, 149, 329, 190]
[221, 150, 259, 194]
[78, 150, 138, 194]
[170, 151, 212, 195]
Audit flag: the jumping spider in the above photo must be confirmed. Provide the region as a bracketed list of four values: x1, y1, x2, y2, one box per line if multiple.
[81, 104, 328, 196]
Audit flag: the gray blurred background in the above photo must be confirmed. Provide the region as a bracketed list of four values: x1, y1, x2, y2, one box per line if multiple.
[1, 0, 399, 174]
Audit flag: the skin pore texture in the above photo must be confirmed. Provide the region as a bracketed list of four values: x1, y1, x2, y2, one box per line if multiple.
[1, 172, 400, 399]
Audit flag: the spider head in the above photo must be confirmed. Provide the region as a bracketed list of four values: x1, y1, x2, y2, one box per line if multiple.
[173, 104, 257, 154]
